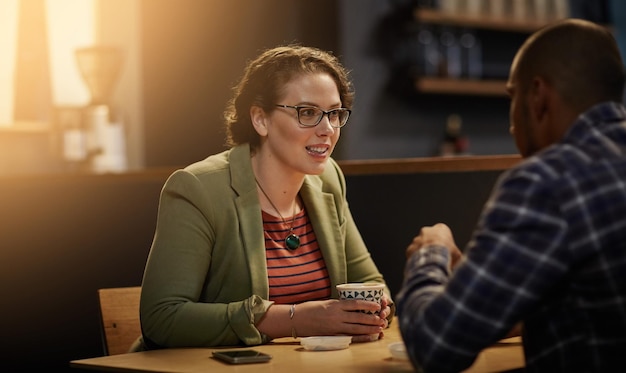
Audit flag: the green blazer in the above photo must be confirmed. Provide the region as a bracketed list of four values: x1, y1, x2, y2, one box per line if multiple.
[138, 144, 390, 348]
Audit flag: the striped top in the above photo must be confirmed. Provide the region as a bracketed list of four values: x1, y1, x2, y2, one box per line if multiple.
[262, 207, 331, 304]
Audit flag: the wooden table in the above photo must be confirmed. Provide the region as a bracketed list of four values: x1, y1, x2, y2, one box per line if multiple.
[71, 319, 524, 373]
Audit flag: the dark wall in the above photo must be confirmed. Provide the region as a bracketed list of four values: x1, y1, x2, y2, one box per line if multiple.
[346, 170, 502, 297]
[0, 165, 503, 372]
[0, 171, 168, 372]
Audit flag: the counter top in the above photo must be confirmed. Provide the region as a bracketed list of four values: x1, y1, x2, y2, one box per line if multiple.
[337, 154, 521, 175]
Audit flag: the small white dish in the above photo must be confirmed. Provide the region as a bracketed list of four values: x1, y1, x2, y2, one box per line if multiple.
[300, 336, 352, 351]
[388, 342, 409, 360]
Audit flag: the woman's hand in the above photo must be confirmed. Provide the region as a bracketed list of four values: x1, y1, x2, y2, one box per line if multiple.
[350, 294, 393, 342]
[379, 294, 393, 325]
[302, 299, 386, 338]
[257, 299, 387, 340]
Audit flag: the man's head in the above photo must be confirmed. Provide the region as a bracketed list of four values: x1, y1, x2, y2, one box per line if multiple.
[506, 19, 625, 157]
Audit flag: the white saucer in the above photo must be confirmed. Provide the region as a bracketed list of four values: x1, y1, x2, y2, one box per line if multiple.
[300, 336, 352, 351]
[388, 342, 409, 360]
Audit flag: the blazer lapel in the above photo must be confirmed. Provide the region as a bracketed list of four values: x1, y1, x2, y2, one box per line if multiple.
[229, 145, 269, 298]
[300, 177, 346, 294]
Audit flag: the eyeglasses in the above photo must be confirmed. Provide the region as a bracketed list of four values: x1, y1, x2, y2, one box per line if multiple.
[275, 105, 351, 128]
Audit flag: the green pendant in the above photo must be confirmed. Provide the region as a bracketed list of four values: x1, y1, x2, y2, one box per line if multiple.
[285, 233, 300, 250]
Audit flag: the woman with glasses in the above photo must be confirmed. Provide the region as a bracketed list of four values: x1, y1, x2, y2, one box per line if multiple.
[133, 44, 394, 350]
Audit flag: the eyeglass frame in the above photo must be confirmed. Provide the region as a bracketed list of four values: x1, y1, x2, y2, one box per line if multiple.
[274, 104, 351, 128]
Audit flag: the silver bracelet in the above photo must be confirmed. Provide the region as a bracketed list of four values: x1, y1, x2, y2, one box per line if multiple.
[289, 304, 297, 338]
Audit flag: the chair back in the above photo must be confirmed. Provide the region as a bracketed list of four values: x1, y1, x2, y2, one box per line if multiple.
[98, 286, 142, 355]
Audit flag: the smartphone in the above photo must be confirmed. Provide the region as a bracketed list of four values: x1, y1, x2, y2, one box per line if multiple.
[212, 349, 272, 364]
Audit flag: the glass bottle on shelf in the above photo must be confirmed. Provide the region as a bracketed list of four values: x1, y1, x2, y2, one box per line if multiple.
[416, 24, 440, 77]
[439, 114, 469, 156]
[439, 27, 462, 78]
[459, 28, 482, 79]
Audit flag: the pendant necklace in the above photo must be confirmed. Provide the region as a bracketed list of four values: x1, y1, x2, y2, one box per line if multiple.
[255, 179, 301, 250]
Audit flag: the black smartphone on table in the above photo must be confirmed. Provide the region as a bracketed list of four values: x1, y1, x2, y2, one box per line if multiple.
[212, 349, 272, 364]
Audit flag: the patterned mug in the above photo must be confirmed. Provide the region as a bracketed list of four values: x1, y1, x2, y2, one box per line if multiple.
[336, 282, 385, 341]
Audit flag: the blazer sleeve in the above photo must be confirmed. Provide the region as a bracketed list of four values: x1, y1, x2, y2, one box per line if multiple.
[139, 169, 272, 348]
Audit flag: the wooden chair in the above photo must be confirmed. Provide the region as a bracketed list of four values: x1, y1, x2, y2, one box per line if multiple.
[98, 286, 142, 355]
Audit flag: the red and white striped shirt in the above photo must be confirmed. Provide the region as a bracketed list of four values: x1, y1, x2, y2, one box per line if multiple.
[262, 208, 331, 304]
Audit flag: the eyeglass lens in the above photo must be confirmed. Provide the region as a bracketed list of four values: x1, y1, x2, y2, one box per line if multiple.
[298, 107, 349, 127]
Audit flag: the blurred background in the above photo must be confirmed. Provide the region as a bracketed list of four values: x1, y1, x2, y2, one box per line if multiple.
[1, 1, 625, 372]
[1, 0, 623, 177]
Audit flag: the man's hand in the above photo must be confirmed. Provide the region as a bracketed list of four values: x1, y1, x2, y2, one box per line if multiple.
[406, 223, 463, 269]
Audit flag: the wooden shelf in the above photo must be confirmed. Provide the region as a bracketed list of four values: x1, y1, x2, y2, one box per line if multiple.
[411, 8, 539, 97]
[414, 8, 549, 33]
[0, 121, 50, 134]
[415, 77, 507, 96]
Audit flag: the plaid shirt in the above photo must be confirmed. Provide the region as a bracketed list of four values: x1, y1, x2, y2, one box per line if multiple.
[397, 102, 626, 373]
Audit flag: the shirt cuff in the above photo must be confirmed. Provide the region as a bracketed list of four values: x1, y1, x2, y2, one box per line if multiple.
[230, 295, 274, 345]
[407, 244, 452, 277]
[250, 296, 274, 343]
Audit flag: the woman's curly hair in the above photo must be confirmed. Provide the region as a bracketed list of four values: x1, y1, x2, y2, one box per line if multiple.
[224, 44, 354, 149]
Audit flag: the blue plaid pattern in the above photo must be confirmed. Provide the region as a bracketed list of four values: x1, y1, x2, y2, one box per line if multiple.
[397, 102, 626, 373]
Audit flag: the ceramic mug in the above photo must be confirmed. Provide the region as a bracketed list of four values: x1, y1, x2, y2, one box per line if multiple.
[336, 282, 385, 341]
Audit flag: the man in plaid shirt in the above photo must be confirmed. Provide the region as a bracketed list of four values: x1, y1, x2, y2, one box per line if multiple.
[397, 19, 626, 372]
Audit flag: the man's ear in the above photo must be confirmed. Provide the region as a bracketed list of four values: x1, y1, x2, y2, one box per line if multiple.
[250, 106, 268, 137]
[529, 76, 550, 124]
